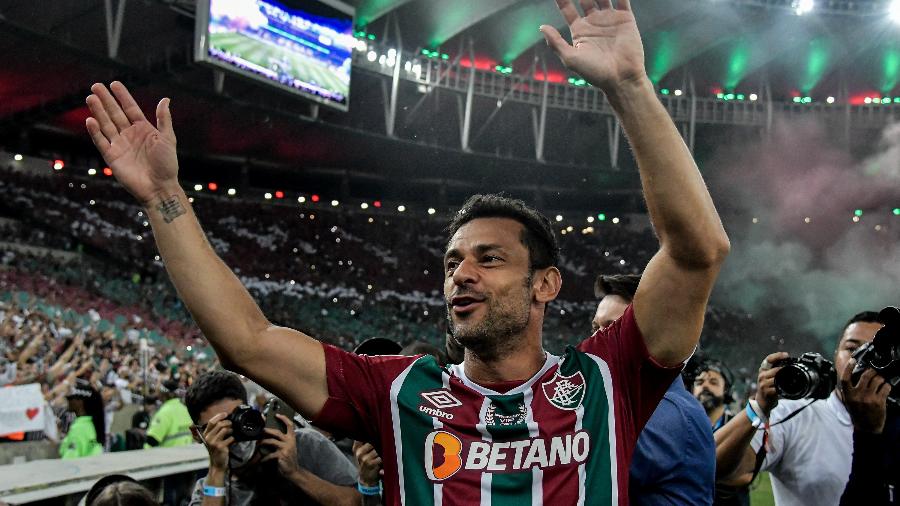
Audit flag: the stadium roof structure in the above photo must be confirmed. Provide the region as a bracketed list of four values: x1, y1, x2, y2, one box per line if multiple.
[1, 0, 899, 211]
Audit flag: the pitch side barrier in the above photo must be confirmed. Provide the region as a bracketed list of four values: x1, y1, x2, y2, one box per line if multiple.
[0, 445, 207, 505]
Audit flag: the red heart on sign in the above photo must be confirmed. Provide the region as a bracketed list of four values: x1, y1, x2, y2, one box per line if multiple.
[25, 408, 39, 420]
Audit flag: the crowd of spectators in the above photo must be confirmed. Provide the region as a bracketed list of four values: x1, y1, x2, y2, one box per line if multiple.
[0, 165, 787, 456]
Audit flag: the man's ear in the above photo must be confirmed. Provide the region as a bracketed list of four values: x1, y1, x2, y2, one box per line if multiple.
[533, 267, 562, 304]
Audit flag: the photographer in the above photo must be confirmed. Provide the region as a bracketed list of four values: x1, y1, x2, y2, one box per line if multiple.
[839, 308, 899, 505]
[715, 311, 883, 505]
[185, 371, 359, 506]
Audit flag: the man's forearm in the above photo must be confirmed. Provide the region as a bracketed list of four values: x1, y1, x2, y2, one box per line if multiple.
[144, 184, 268, 368]
[714, 412, 758, 481]
[607, 78, 729, 266]
[287, 468, 361, 506]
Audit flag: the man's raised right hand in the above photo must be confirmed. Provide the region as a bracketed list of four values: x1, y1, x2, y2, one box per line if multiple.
[85, 81, 179, 206]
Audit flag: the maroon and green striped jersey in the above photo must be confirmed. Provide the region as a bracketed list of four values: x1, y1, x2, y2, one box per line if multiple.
[313, 305, 679, 505]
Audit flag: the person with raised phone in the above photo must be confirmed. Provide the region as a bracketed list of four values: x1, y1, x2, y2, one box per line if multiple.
[84, 0, 730, 503]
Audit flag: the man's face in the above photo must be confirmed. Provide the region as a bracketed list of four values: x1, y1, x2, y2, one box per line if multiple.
[444, 218, 535, 360]
[693, 370, 726, 413]
[592, 295, 630, 333]
[834, 321, 882, 380]
[197, 398, 243, 427]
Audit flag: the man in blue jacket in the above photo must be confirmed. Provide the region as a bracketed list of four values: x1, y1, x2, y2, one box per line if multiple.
[593, 274, 716, 505]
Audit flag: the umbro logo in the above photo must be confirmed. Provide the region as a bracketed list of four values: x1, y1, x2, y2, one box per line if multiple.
[421, 390, 462, 409]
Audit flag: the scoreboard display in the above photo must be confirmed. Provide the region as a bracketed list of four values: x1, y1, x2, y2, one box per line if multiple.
[195, 0, 355, 111]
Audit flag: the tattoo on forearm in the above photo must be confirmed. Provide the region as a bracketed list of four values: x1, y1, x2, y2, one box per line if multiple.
[156, 195, 186, 223]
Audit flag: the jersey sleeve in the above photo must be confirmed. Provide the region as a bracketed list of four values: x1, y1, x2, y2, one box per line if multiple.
[145, 410, 170, 446]
[311, 343, 419, 443]
[576, 304, 682, 433]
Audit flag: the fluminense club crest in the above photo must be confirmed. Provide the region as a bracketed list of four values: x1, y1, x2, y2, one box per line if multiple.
[542, 371, 586, 410]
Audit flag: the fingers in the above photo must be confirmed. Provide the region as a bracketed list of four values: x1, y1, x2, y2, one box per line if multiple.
[86, 95, 120, 143]
[764, 352, 790, 367]
[554, 0, 581, 25]
[540, 25, 576, 66]
[580, 0, 600, 15]
[156, 98, 175, 140]
[110, 81, 148, 124]
[839, 358, 855, 390]
[91, 83, 131, 132]
[275, 413, 294, 430]
[263, 427, 290, 440]
[616, 0, 632, 11]
[85, 118, 111, 155]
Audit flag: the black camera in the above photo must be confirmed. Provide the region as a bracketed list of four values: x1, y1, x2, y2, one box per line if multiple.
[851, 306, 900, 406]
[227, 405, 266, 442]
[774, 352, 837, 400]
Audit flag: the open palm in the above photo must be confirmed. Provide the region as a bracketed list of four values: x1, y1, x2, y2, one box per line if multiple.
[542, 0, 646, 91]
[85, 82, 179, 205]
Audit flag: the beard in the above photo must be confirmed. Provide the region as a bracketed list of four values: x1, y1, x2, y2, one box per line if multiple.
[696, 390, 725, 413]
[447, 275, 532, 362]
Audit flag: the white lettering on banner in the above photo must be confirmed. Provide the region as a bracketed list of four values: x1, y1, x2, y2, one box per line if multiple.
[430, 430, 591, 479]
[0, 383, 45, 435]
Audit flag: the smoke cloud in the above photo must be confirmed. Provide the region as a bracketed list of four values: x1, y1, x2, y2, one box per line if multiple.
[706, 118, 900, 350]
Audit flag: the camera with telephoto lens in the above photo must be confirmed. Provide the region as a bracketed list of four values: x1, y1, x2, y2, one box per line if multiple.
[773, 352, 837, 400]
[851, 306, 900, 406]
[226, 405, 265, 442]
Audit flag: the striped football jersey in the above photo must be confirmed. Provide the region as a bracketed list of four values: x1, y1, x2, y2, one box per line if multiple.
[313, 305, 678, 505]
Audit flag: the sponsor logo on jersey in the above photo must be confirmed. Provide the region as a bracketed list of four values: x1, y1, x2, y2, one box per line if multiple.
[542, 371, 586, 410]
[424, 430, 591, 481]
[421, 390, 463, 409]
[419, 404, 455, 420]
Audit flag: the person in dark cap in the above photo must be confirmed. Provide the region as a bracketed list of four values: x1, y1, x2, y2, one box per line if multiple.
[60, 378, 104, 459]
[145, 379, 193, 448]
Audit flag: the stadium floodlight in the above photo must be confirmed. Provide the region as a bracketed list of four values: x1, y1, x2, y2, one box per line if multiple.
[794, 0, 814, 15]
[890, 0, 900, 23]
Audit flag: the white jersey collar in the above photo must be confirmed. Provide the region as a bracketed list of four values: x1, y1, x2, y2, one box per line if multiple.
[450, 353, 560, 396]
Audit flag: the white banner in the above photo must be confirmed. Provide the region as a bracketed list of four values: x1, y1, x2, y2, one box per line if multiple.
[0, 383, 46, 435]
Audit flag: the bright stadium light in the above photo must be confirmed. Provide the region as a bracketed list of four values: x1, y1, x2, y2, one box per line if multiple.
[794, 0, 814, 15]
[13, 154, 23, 161]
[890, 0, 900, 23]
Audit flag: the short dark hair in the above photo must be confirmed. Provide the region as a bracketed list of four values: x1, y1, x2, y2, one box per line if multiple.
[594, 274, 642, 302]
[447, 194, 560, 270]
[844, 311, 881, 331]
[185, 371, 248, 423]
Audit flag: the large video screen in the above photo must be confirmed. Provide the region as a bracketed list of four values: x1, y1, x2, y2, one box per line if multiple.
[196, 0, 355, 111]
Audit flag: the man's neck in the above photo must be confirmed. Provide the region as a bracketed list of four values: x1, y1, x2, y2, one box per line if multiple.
[708, 405, 725, 426]
[463, 341, 546, 386]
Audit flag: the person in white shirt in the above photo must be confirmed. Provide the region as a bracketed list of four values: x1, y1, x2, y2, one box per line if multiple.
[714, 311, 888, 506]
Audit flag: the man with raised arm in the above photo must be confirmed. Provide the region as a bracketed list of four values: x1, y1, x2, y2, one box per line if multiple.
[85, 1, 729, 503]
